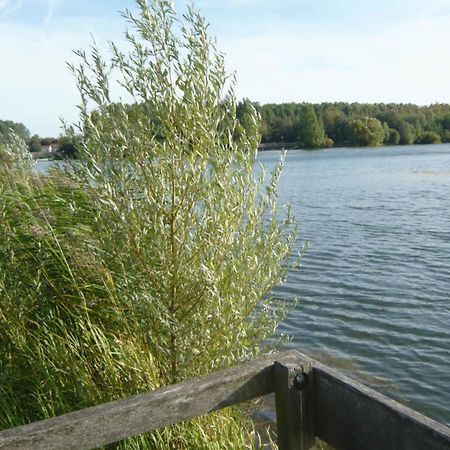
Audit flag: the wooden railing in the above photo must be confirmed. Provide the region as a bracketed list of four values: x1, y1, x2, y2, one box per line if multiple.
[1, 350, 449, 450]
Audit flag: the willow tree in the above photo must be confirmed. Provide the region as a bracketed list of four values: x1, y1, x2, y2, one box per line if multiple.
[68, 0, 296, 381]
[0, 0, 296, 447]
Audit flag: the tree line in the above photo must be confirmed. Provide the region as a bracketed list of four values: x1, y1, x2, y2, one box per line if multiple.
[237, 101, 450, 148]
[0, 119, 78, 158]
[3, 100, 450, 159]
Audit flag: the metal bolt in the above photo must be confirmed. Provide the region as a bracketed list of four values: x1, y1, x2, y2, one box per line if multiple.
[293, 372, 308, 391]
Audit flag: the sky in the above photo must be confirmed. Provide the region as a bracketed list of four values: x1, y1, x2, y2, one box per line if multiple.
[1, 0, 450, 137]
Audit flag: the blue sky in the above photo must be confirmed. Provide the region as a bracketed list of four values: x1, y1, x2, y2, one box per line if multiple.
[1, 0, 450, 136]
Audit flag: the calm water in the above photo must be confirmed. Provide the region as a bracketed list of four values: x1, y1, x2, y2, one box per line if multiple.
[258, 144, 450, 426]
[35, 159, 66, 174]
[36, 144, 450, 425]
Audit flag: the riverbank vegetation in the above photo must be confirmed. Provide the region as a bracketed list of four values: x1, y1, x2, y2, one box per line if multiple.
[246, 101, 450, 149]
[0, 120, 80, 159]
[3, 101, 450, 159]
[0, 1, 296, 448]
[4, 101, 450, 160]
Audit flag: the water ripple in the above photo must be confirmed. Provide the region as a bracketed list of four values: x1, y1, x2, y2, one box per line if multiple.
[259, 145, 450, 426]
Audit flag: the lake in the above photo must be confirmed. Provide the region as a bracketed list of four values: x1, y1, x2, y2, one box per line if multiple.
[36, 144, 450, 426]
[257, 144, 450, 427]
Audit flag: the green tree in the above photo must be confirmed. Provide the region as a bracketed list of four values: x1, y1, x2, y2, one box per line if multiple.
[257, 102, 450, 148]
[415, 131, 441, 144]
[56, 135, 81, 159]
[28, 134, 42, 153]
[348, 117, 385, 146]
[439, 113, 450, 128]
[398, 121, 416, 145]
[0, 132, 33, 171]
[40, 137, 52, 146]
[295, 104, 325, 148]
[441, 129, 450, 143]
[236, 99, 260, 141]
[386, 128, 400, 145]
[0, 144, 6, 162]
[322, 104, 346, 141]
[0, 120, 30, 145]
[69, 0, 296, 381]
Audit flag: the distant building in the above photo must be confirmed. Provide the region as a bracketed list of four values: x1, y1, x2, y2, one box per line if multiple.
[41, 143, 61, 153]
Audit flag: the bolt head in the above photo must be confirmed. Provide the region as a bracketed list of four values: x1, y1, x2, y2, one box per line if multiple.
[293, 372, 308, 391]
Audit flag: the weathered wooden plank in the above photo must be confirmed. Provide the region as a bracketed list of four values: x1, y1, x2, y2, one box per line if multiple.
[313, 365, 450, 450]
[2, 349, 449, 450]
[0, 350, 301, 450]
[274, 361, 315, 450]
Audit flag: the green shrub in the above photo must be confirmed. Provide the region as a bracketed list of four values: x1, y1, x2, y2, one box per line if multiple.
[386, 128, 400, 145]
[323, 137, 334, 148]
[415, 131, 441, 145]
[0, 1, 296, 447]
[347, 117, 385, 146]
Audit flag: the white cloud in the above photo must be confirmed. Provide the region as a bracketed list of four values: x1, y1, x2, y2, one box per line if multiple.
[42, 0, 56, 27]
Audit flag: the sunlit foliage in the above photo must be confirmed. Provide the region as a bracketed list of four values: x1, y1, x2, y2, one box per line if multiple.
[0, 1, 296, 447]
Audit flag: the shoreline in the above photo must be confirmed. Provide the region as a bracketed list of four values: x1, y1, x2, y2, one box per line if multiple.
[258, 141, 449, 151]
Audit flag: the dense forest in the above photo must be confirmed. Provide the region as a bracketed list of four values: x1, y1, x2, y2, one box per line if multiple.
[3, 102, 450, 158]
[238, 101, 450, 149]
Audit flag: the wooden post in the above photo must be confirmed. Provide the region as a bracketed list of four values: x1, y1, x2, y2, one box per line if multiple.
[274, 361, 315, 450]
